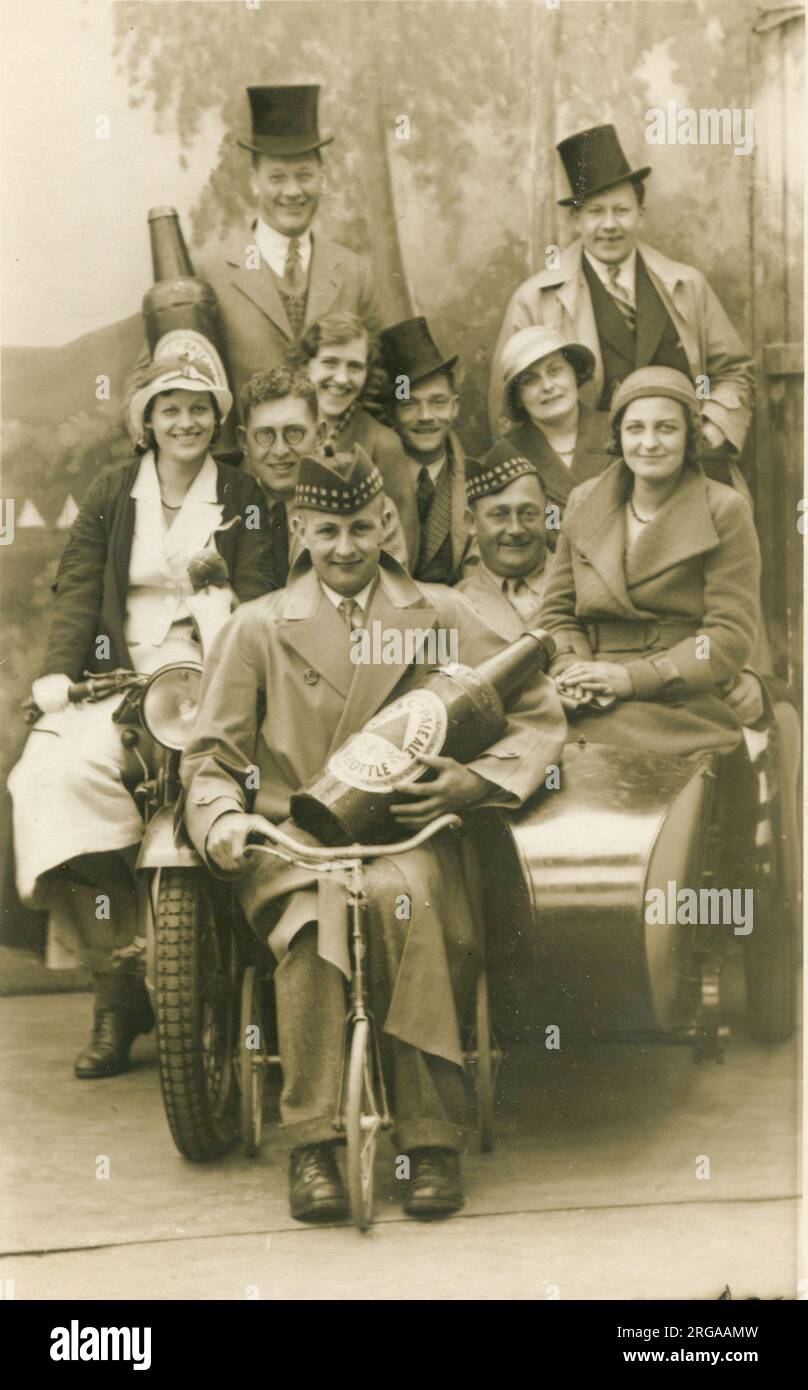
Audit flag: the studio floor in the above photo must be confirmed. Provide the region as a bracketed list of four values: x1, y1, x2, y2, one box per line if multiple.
[0, 955, 800, 1301]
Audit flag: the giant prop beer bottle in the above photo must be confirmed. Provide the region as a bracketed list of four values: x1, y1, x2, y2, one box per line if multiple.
[142, 206, 226, 364]
[290, 628, 556, 846]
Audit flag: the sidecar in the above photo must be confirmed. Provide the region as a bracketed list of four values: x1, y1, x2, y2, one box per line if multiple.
[469, 699, 800, 1056]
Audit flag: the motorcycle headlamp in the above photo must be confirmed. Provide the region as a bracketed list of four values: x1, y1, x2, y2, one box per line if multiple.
[141, 662, 202, 751]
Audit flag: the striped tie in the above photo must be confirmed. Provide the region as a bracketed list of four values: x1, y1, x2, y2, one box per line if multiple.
[606, 264, 636, 332]
[337, 597, 362, 633]
[283, 237, 304, 295]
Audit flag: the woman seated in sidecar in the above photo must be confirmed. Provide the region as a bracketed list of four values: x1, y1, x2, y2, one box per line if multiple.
[538, 366, 762, 755]
[8, 351, 276, 1079]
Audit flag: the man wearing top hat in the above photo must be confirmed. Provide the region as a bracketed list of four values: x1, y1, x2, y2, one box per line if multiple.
[180, 449, 565, 1223]
[379, 317, 473, 585]
[457, 445, 551, 638]
[489, 124, 753, 484]
[195, 86, 383, 452]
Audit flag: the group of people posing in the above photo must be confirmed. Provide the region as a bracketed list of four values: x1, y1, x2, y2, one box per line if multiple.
[11, 87, 772, 1225]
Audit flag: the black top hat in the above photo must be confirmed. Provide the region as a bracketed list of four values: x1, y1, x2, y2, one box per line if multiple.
[556, 124, 651, 208]
[238, 85, 333, 158]
[378, 317, 458, 391]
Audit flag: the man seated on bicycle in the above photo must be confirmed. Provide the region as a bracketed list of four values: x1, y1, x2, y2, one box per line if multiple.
[180, 446, 566, 1223]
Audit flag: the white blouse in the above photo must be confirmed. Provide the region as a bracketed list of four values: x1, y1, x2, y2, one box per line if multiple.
[124, 452, 224, 651]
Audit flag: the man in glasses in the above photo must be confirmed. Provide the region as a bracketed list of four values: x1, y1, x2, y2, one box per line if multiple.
[239, 367, 408, 583]
[379, 317, 473, 585]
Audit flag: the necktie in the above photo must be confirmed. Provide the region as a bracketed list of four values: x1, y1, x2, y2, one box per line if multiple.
[417, 466, 435, 524]
[270, 501, 289, 585]
[606, 264, 636, 333]
[503, 576, 538, 620]
[337, 597, 363, 633]
[283, 237, 304, 295]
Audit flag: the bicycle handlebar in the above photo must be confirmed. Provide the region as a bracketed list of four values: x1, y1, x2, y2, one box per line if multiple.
[245, 812, 462, 864]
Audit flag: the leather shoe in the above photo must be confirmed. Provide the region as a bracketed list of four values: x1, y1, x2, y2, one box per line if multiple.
[403, 1148, 464, 1220]
[289, 1144, 348, 1223]
[74, 975, 154, 1079]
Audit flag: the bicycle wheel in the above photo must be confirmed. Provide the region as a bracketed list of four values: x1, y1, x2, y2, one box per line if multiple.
[345, 1018, 383, 1232]
[239, 965, 266, 1157]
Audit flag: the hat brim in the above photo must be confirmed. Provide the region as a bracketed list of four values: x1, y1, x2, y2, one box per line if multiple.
[129, 373, 233, 440]
[503, 343, 596, 420]
[237, 133, 334, 157]
[558, 166, 651, 208]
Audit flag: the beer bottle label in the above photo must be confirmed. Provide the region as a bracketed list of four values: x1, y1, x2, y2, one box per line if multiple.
[327, 689, 447, 793]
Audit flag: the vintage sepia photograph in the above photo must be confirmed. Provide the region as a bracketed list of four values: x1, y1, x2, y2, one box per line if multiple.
[0, 0, 803, 1325]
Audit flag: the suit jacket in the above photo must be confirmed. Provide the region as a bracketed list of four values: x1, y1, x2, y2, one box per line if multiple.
[405, 432, 472, 583]
[201, 226, 382, 436]
[42, 458, 276, 680]
[490, 239, 753, 453]
[456, 563, 547, 641]
[180, 553, 566, 1064]
[538, 461, 761, 755]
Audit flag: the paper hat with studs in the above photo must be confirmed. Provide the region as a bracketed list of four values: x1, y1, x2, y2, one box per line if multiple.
[465, 442, 543, 504]
[295, 444, 384, 513]
[238, 85, 333, 158]
[556, 123, 651, 208]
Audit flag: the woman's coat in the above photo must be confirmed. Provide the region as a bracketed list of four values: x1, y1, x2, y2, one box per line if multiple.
[538, 460, 761, 755]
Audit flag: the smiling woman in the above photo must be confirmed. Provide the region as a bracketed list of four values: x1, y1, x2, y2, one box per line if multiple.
[7, 354, 276, 1079]
[539, 366, 763, 757]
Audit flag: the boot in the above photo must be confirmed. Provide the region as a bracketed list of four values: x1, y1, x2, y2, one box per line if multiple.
[73, 973, 154, 1079]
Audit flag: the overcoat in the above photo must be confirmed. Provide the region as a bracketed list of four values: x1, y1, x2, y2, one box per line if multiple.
[456, 564, 547, 641]
[181, 552, 566, 1065]
[502, 404, 613, 539]
[489, 239, 753, 454]
[538, 461, 761, 756]
[40, 457, 276, 680]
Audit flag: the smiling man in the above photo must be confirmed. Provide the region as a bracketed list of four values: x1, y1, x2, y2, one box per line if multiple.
[180, 449, 565, 1224]
[457, 446, 549, 637]
[201, 86, 383, 450]
[489, 125, 753, 479]
[379, 317, 472, 584]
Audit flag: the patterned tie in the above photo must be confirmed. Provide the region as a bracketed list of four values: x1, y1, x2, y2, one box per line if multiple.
[416, 466, 435, 524]
[606, 264, 636, 333]
[283, 237, 304, 295]
[337, 597, 363, 633]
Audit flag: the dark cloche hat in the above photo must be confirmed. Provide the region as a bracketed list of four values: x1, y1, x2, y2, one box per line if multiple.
[556, 123, 651, 208]
[295, 445, 383, 514]
[238, 85, 333, 158]
[378, 316, 458, 391]
[465, 442, 543, 505]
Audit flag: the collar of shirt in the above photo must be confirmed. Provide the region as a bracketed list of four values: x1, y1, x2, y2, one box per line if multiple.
[480, 560, 545, 598]
[408, 452, 447, 485]
[255, 219, 313, 279]
[130, 450, 219, 504]
[319, 578, 374, 612]
[584, 247, 637, 306]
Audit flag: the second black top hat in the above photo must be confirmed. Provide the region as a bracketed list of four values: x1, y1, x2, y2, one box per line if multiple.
[379, 317, 458, 389]
[556, 124, 651, 207]
[238, 85, 334, 157]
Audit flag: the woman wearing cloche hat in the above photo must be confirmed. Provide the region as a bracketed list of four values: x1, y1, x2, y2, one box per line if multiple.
[538, 366, 763, 759]
[8, 349, 277, 1081]
[499, 326, 612, 545]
